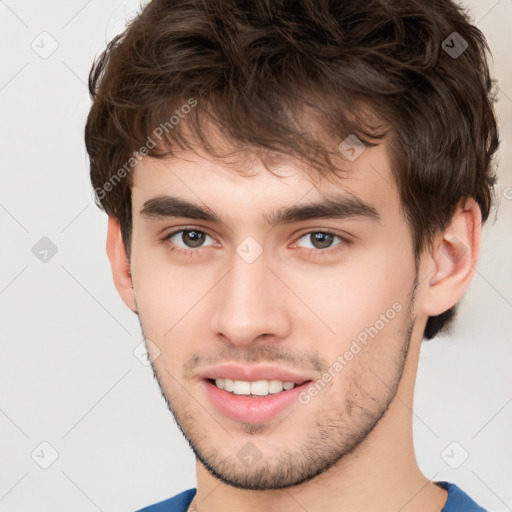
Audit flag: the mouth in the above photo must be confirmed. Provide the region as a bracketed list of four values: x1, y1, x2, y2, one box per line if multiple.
[207, 377, 307, 397]
[198, 363, 315, 423]
[202, 376, 314, 423]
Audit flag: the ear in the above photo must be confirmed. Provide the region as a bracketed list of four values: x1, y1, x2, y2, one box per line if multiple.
[418, 198, 482, 317]
[106, 217, 137, 313]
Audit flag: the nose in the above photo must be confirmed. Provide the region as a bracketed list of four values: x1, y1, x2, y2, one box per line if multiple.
[209, 250, 292, 347]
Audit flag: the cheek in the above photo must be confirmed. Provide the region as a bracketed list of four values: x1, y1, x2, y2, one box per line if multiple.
[130, 242, 207, 332]
[282, 247, 414, 340]
[306, 303, 410, 419]
[130, 251, 219, 374]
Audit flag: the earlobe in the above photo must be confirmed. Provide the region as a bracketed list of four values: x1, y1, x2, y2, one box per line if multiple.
[419, 199, 482, 316]
[106, 217, 137, 313]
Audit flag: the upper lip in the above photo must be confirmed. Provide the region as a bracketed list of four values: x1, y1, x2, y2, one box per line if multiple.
[199, 363, 314, 385]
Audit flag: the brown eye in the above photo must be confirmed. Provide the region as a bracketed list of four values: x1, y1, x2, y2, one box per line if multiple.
[297, 231, 342, 250]
[165, 229, 215, 249]
[180, 230, 206, 248]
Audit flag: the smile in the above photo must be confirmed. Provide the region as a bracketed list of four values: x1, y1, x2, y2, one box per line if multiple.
[212, 378, 298, 396]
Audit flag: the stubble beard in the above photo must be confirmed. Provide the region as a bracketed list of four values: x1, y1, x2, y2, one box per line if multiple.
[140, 282, 417, 490]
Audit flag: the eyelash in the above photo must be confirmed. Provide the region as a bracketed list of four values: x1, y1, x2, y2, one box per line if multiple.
[161, 227, 350, 258]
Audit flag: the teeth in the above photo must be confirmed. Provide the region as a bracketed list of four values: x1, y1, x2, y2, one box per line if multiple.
[250, 380, 268, 396]
[233, 380, 251, 395]
[224, 378, 234, 392]
[268, 379, 285, 394]
[213, 378, 297, 396]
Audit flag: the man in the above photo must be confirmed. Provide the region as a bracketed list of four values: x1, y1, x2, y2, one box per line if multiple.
[85, 0, 499, 510]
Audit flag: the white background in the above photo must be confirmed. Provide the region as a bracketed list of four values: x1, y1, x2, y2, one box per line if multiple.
[0, 1, 511, 511]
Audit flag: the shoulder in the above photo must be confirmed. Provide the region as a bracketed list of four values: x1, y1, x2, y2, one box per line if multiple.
[134, 488, 197, 512]
[133, 483, 487, 512]
[438, 481, 487, 511]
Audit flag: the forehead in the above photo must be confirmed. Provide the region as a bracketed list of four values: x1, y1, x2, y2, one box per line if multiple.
[131, 141, 400, 224]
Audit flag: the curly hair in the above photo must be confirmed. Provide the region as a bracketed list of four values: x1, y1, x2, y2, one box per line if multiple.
[85, 0, 499, 339]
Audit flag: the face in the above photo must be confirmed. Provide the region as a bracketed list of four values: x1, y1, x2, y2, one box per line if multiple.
[128, 141, 419, 490]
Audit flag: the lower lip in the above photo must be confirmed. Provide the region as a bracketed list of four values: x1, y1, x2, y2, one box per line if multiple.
[203, 379, 312, 423]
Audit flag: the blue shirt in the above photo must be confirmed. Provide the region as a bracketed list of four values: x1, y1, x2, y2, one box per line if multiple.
[135, 481, 487, 511]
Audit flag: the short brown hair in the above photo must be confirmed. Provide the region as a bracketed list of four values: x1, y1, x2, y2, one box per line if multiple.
[85, 0, 499, 340]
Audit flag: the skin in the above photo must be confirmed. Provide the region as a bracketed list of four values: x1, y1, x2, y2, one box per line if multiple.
[107, 135, 481, 512]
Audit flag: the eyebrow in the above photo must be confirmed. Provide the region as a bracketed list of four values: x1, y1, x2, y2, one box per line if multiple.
[140, 193, 380, 226]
